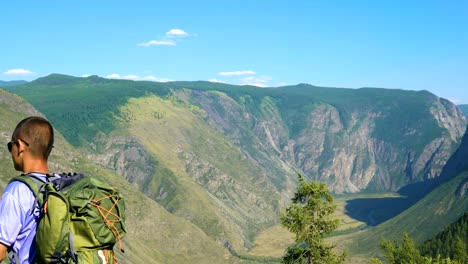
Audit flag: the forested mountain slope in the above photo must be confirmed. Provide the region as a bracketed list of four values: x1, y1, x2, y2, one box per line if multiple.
[419, 212, 467, 261]
[0, 80, 27, 87]
[4, 74, 467, 255]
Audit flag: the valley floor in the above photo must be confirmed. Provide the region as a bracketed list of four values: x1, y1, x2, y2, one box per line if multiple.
[245, 192, 407, 262]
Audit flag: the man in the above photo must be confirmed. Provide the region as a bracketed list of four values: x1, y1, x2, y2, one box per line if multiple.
[0, 116, 56, 263]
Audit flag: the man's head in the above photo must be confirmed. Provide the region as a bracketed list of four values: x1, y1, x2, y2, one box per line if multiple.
[9, 116, 54, 171]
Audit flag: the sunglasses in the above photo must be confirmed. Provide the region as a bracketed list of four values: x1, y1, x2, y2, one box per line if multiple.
[7, 139, 30, 152]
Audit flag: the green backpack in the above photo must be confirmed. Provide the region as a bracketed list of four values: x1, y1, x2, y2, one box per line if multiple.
[11, 173, 126, 264]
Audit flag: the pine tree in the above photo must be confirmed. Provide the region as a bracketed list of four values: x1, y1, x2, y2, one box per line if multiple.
[452, 235, 467, 263]
[372, 233, 463, 264]
[281, 174, 346, 264]
[420, 213, 468, 261]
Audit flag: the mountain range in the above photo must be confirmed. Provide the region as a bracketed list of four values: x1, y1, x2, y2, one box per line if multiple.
[0, 80, 27, 87]
[1, 74, 467, 263]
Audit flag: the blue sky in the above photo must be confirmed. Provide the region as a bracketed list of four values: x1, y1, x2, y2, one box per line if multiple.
[1, 1, 467, 104]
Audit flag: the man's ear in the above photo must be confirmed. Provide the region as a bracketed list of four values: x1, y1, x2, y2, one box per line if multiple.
[17, 141, 26, 153]
[18, 140, 30, 152]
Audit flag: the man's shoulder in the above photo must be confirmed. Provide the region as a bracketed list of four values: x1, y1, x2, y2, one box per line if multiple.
[5, 179, 32, 194]
[13, 173, 62, 183]
[0, 180, 35, 217]
[5, 172, 65, 195]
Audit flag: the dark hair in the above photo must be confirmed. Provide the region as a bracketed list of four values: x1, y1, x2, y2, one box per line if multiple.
[12, 116, 54, 159]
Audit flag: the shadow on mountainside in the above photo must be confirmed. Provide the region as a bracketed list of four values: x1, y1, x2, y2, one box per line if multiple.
[345, 196, 415, 226]
[344, 179, 441, 226]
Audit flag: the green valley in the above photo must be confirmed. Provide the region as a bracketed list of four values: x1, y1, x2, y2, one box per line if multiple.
[1, 74, 467, 263]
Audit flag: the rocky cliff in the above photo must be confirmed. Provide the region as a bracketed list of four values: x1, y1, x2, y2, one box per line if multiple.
[189, 87, 467, 194]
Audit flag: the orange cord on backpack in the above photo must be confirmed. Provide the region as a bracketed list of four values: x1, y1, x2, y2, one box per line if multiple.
[103, 249, 119, 264]
[43, 200, 49, 214]
[90, 195, 125, 253]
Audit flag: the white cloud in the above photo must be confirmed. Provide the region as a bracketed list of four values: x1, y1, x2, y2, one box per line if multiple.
[105, 73, 173, 82]
[4, 69, 37, 76]
[239, 76, 271, 87]
[214, 70, 272, 87]
[138, 40, 176, 47]
[208, 79, 225, 83]
[166, 29, 189, 37]
[218, 70, 256, 76]
[242, 83, 267, 87]
[143, 76, 173, 82]
[448, 98, 463, 104]
[138, 28, 195, 47]
[106, 73, 121, 79]
[82, 74, 92, 77]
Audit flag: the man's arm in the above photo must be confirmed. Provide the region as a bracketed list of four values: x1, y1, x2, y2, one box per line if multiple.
[0, 183, 27, 262]
[0, 242, 7, 260]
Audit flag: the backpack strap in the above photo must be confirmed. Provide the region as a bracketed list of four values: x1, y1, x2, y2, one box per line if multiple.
[9, 174, 46, 198]
[6, 174, 49, 263]
[9, 174, 52, 216]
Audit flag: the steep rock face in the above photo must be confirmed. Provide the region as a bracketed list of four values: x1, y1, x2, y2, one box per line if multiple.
[294, 102, 464, 192]
[431, 98, 467, 142]
[195, 90, 467, 193]
[87, 133, 156, 188]
[194, 91, 297, 194]
[284, 105, 378, 193]
[440, 124, 468, 179]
